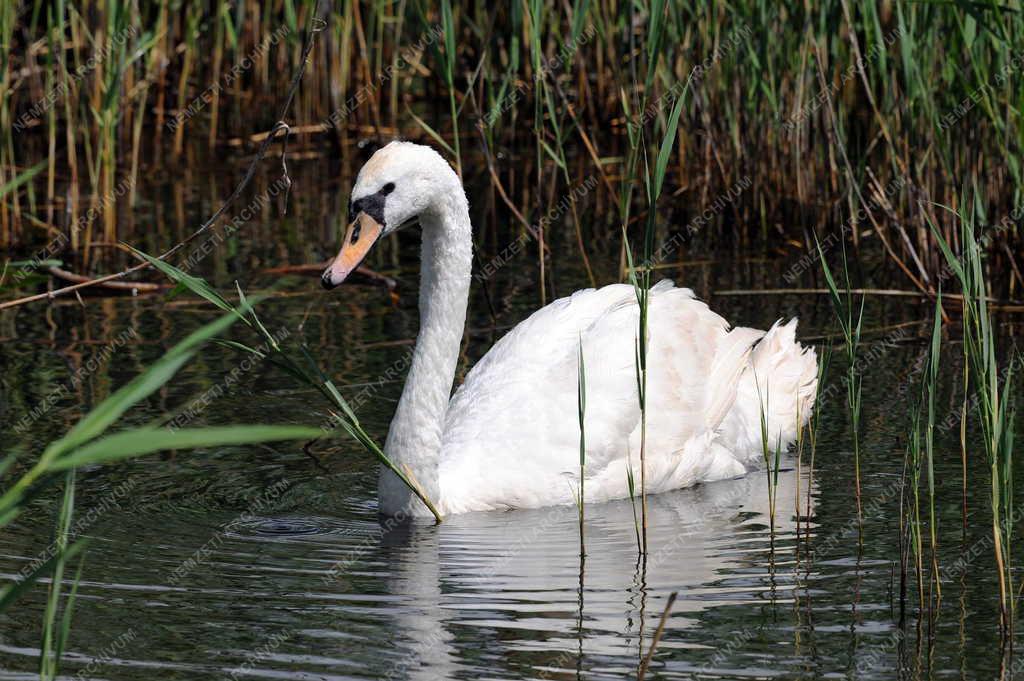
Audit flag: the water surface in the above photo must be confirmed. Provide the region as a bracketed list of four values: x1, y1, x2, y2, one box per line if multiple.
[0, 151, 1018, 680]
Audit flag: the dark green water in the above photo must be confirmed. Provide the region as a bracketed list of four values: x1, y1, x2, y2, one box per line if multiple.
[0, 152, 1020, 679]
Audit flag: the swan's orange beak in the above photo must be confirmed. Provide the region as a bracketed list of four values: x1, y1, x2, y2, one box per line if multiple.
[321, 212, 384, 289]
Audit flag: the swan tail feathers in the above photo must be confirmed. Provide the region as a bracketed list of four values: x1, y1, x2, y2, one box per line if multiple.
[745, 319, 819, 449]
[705, 326, 766, 431]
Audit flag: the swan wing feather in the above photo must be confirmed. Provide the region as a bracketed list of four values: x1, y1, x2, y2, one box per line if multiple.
[439, 281, 748, 511]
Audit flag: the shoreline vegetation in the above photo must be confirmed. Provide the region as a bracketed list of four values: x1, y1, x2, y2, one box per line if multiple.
[1, 0, 1021, 301]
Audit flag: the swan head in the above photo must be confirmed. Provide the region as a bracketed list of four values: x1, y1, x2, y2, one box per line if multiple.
[322, 141, 460, 289]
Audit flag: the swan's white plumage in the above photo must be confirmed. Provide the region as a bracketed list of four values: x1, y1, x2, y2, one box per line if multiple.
[327, 141, 819, 517]
[438, 281, 817, 513]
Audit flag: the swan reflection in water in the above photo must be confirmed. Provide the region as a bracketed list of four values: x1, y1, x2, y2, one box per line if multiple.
[371, 463, 812, 680]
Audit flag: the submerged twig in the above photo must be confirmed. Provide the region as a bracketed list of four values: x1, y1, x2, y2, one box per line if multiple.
[45, 266, 167, 293]
[637, 591, 677, 681]
[715, 288, 1023, 307]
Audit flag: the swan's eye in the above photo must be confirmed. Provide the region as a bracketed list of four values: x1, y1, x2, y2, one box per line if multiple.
[379, 182, 395, 196]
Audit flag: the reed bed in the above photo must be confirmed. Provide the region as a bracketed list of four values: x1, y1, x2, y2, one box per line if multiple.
[902, 293, 942, 623]
[930, 206, 1019, 636]
[875, 197, 1020, 642]
[1, 0, 1021, 297]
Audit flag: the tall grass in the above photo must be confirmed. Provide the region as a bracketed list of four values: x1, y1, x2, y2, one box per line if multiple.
[906, 361, 926, 618]
[803, 343, 831, 538]
[755, 373, 782, 537]
[925, 292, 942, 606]
[817, 240, 865, 526]
[931, 208, 1018, 636]
[38, 470, 78, 681]
[3, 1, 1021, 297]
[0, 298, 329, 622]
[905, 294, 943, 619]
[623, 77, 686, 554]
[575, 339, 586, 558]
[793, 382, 807, 536]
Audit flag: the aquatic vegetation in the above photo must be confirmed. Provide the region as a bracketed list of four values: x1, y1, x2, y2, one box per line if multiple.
[904, 295, 942, 618]
[623, 50, 688, 554]
[136, 250, 443, 521]
[37, 470, 76, 681]
[2, 1, 1021, 291]
[817, 239, 865, 525]
[755, 372, 782, 537]
[906, 342, 926, 617]
[931, 208, 1018, 635]
[925, 293, 942, 605]
[0, 254, 442, 675]
[0, 298, 330, 628]
[805, 343, 831, 522]
[575, 339, 586, 556]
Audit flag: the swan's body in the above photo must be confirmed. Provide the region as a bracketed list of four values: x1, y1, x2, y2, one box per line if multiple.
[322, 142, 818, 517]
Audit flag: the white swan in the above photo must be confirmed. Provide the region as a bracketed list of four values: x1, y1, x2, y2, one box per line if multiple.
[321, 141, 818, 517]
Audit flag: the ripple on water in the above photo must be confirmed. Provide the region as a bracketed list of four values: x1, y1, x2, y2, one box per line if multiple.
[223, 515, 356, 540]
[5, 464, 931, 681]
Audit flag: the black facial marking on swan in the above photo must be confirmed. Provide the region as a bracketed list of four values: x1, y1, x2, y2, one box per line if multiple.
[349, 184, 392, 229]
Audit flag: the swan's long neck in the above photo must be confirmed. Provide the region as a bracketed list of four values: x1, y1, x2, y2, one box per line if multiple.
[378, 189, 472, 517]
